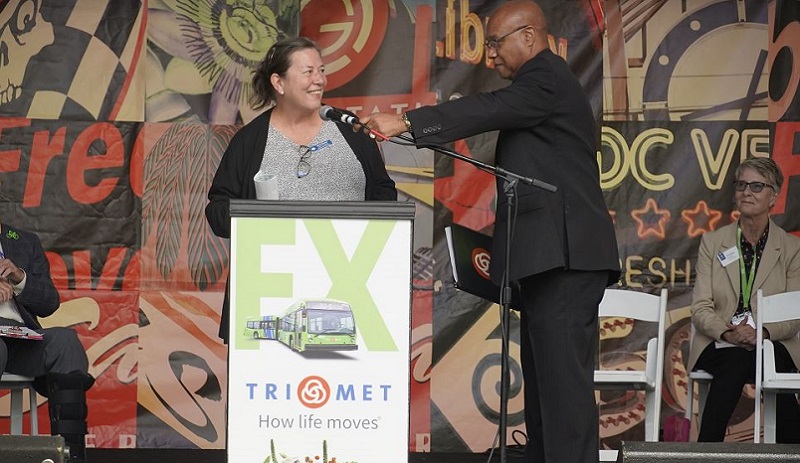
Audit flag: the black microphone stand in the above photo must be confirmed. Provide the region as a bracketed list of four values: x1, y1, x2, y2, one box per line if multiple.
[414, 141, 556, 463]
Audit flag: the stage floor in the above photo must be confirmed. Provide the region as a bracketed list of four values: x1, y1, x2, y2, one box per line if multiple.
[86, 443, 800, 462]
[89, 449, 529, 463]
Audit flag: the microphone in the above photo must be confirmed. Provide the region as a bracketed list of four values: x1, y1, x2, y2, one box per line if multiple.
[319, 105, 388, 141]
[319, 105, 358, 125]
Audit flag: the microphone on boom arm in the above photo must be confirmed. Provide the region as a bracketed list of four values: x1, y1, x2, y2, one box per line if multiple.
[319, 105, 387, 141]
[319, 105, 358, 125]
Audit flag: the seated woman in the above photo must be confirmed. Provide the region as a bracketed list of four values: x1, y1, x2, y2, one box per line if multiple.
[205, 36, 396, 342]
[687, 157, 800, 442]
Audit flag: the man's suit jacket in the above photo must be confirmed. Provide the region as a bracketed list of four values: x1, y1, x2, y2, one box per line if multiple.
[0, 224, 60, 329]
[407, 49, 619, 286]
[688, 220, 800, 371]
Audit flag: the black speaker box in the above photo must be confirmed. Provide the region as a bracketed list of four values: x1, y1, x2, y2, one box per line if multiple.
[617, 441, 800, 462]
[0, 435, 68, 462]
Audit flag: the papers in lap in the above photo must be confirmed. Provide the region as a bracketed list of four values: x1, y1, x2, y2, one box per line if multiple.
[0, 325, 43, 340]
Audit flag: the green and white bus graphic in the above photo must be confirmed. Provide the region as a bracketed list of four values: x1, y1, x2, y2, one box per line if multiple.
[275, 299, 357, 352]
[232, 217, 407, 352]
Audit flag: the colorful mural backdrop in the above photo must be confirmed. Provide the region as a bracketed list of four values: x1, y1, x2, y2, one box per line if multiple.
[0, 0, 798, 454]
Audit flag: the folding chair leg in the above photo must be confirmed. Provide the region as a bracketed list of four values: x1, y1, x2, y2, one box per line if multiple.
[644, 390, 658, 441]
[685, 377, 694, 419]
[697, 382, 710, 424]
[28, 384, 38, 435]
[9, 388, 22, 435]
[764, 391, 777, 443]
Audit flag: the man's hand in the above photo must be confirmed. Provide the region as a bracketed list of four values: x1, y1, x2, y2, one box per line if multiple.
[0, 258, 24, 285]
[0, 279, 14, 302]
[722, 319, 757, 347]
[359, 113, 408, 138]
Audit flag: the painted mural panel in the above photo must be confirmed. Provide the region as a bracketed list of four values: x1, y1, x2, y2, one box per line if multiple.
[0, 118, 140, 445]
[0, 0, 146, 121]
[145, 0, 300, 124]
[137, 122, 233, 447]
[604, 0, 769, 122]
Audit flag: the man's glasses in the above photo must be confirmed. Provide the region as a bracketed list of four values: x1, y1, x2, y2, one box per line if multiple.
[733, 180, 775, 193]
[484, 24, 533, 50]
[296, 145, 313, 178]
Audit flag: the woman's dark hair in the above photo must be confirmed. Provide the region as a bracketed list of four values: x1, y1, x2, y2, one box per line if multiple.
[251, 37, 321, 110]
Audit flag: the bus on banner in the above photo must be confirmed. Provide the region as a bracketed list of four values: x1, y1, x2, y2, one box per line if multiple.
[246, 299, 359, 352]
[243, 316, 278, 339]
[277, 299, 358, 352]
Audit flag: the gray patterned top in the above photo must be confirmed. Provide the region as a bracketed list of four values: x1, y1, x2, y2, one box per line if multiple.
[259, 121, 366, 200]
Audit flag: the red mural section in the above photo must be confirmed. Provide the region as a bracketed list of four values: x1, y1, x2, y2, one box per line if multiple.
[0, 119, 140, 444]
[55, 290, 139, 449]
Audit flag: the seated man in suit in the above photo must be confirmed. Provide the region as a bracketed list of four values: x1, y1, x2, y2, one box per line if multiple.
[0, 223, 94, 462]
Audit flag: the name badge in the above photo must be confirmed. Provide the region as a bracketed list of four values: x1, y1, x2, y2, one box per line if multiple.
[717, 246, 739, 267]
[309, 139, 333, 152]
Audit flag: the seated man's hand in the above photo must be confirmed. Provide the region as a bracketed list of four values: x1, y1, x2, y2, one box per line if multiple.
[0, 279, 14, 302]
[0, 258, 24, 285]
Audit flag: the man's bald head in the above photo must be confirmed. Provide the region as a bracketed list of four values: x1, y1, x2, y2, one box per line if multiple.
[485, 1, 549, 79]
[489, 0, 548, 40]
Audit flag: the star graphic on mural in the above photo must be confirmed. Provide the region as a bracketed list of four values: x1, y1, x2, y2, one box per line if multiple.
[608, 209, 617, 224]
[730, 210, 741, 223]
[631, 198, 671, 240]
[434, 139, 496, 231]
[681, 200, 723, 238]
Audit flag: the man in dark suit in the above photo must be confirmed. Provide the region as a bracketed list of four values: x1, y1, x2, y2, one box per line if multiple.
[362, 1, 619, 461]
[0, 224, 93, 463]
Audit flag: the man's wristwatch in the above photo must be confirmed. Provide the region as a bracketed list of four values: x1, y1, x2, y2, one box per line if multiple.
[401, 112, 413, 133]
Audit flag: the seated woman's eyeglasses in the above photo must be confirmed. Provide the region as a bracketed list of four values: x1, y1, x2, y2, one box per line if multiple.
[732, 180, 775, 193]
[296, 145, 313, 178]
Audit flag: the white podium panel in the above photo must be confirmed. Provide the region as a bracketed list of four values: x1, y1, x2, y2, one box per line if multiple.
[228, 201, 414, 463]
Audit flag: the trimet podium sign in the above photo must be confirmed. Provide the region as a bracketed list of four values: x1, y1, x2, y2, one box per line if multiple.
[228, 200, 415, 463]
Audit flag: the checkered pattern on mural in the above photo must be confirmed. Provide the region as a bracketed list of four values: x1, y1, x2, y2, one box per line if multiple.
[8, 0, 144, 121]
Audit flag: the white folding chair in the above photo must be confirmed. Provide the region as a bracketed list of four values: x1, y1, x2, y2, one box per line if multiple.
[685, 324, 713, 426]
[755, 289, 800, 443]
[594, 288, 668, 442]
[0, 373, 39, 435]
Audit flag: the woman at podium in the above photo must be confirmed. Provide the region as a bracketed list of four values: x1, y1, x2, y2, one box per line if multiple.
[205, 36, 396, 342]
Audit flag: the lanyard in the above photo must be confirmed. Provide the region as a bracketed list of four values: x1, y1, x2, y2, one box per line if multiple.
[737, 227, 757, 310]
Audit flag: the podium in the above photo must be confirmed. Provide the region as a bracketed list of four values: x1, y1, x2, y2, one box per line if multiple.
[227, 200, 415, 463]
